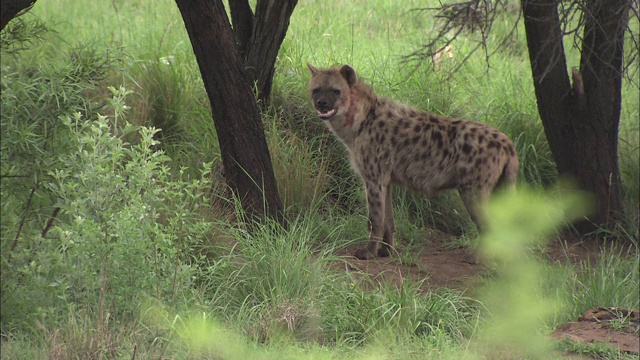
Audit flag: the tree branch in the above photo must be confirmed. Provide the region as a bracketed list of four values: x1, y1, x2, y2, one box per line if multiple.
[7, 185, 36, 265]
[228, 0, 254, 59]
[521, 0, 574, 172]
[404, 0, 510, 77]
[41, 207, 60, 238]
[244, 0, 298, 105]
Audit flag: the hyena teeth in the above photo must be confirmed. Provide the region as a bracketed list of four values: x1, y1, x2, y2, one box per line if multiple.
[317, 108, 337, 119]
[307, 63, 519, 261]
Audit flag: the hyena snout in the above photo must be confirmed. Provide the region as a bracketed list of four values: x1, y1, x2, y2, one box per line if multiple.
[312, 94, 338, 119]
[315, 99, 329, 108]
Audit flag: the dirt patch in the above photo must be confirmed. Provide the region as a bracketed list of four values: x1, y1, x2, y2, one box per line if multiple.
[333, 230, 604, 292]
[552, 307, 640, 354]
[332, 231, 637, 355]
[334, 230, 482, 291]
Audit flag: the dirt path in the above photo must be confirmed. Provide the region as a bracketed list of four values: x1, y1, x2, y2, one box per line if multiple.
[552, 307, 640, 354]
[335, 230, 602, 290]
[336, 231, 482, 291]
[333, 232, 639, 356]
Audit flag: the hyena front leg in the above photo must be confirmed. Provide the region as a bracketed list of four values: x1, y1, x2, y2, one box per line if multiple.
[354, 181, 388, 260]
[378, 183, 395, 257]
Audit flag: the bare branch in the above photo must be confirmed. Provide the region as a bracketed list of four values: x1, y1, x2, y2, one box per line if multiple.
[41, 207, 60, 238]
[622, 0, 639, 86]
[405, 0, 638, 88]
[7, 185, 36, 265]
[404, 0, 514, 77]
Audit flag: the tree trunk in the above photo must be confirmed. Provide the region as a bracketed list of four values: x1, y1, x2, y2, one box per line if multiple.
[229, 0, 298, 106]
[575, 0, 628, 231]
[0, 0, 37, 32]
[521, 0, 627, 232]
[175, 0, 284, 224]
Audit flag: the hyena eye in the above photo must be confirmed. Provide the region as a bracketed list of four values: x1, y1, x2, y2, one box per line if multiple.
[312, 88, 320, 94]
[333, 89, 341, 95]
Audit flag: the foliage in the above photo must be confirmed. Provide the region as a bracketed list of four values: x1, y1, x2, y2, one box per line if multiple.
[265, 117, 329, 213]
[0, 16, 47, 52]
[1, 83, 214, 332]
[2, 26, 118, 330]
[475, 186, 590, 359]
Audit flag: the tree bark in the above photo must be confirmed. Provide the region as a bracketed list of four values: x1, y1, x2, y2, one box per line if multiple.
[521, 0, 574, 172]
[228, 0, 254, 59]
[574, 0, 627, 230]
[175, 0, 284, 224]
[229, 0, 298, 106]
[521, 0, 628, 232]
[0, 0, 37, 32]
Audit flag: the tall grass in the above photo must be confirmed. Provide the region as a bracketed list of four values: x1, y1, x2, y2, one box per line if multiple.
[543, 246, 640, 324]
[265, 116, 330, 213]
[145, 212, 481, 356]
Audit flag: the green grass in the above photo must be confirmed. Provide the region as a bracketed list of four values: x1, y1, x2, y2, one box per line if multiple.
[556, 339, 639, 360]
[553, 247, 640, 323]
[2, 0, 639, 358]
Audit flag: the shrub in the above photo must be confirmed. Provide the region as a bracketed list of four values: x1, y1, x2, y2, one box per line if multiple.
[1, 86, 214, 332]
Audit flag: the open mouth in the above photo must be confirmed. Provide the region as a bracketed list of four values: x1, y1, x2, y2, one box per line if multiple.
[316, 108, 337, 120]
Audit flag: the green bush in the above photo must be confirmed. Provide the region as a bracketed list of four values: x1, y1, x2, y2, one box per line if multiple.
[1, 86, 214, 332]
[2, 29, 117, 330]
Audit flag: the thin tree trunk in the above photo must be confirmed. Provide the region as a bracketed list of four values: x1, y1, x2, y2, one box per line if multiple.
[228, 0, 254, 59]
[229, 0, 298, 106]
[573, 0, 628, 230]
[521, 0, 627, 232]
[175, 0, 284, 224]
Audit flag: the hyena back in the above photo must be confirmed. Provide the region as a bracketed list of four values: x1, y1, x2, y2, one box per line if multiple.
[307, 63, 519, 260]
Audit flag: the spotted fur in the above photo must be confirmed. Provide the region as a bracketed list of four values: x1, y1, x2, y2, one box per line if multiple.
[308, 63, 519, 260]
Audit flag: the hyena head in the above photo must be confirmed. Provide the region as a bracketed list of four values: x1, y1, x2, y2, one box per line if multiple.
[307, 63, 357, 120]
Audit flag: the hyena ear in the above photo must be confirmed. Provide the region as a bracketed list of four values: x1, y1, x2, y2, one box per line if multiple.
[340, 65, 357, 86]
[307, 63, 319, 75]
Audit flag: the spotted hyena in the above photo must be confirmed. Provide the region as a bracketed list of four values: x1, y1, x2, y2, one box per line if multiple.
[307, 63, 519, 260]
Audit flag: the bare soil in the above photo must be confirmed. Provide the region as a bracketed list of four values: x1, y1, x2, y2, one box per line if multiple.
[334, 230, 603, 291]
[552, 307, 640, 354]
[333, 231, 639, 356]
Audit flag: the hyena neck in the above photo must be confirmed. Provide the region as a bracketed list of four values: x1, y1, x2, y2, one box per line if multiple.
[328, 83, 377, 146]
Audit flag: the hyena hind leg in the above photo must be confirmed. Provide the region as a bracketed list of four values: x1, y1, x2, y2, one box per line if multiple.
[459, 189, 490, 234]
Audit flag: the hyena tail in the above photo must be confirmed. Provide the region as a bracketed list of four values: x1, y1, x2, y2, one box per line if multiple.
[497, 156, 519, 192]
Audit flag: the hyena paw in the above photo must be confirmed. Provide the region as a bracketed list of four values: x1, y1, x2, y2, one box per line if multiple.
[377, 245, 393, 257]
[354, 248, 376, 260]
